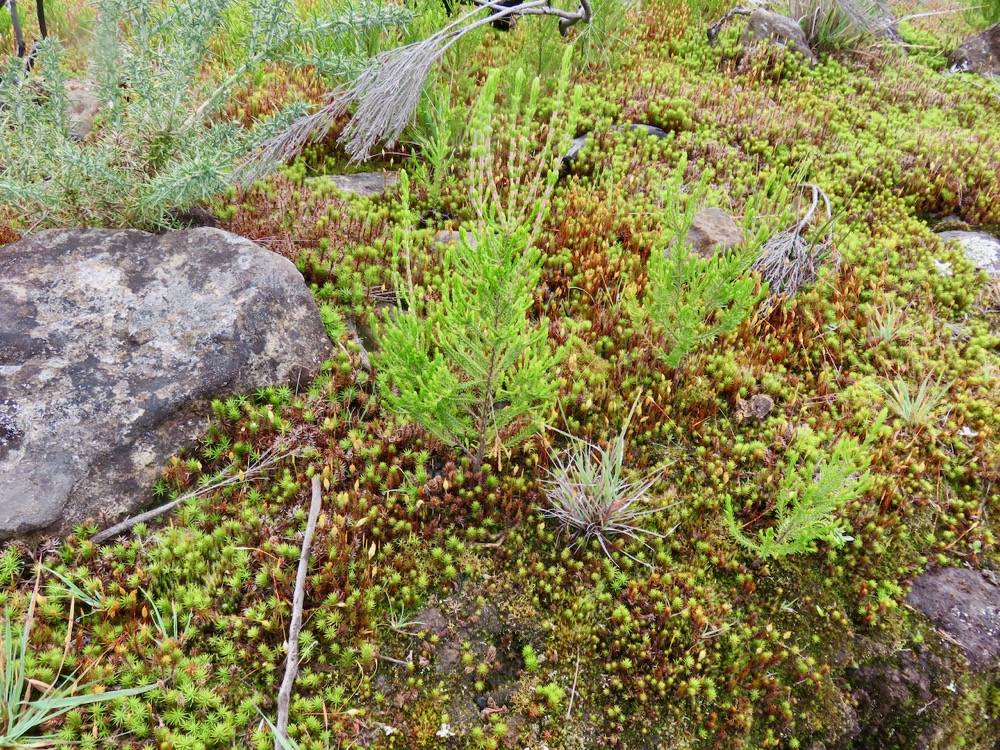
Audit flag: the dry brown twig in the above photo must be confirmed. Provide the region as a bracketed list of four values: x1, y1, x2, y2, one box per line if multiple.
[753, 182, 837, 302]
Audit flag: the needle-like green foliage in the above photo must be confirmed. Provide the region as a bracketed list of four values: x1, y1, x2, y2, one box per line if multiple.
[644, 158, 765, 369]
[377, 175, 562, 473]
[377, 63, 575, 474]
[724, 410, 887, 559]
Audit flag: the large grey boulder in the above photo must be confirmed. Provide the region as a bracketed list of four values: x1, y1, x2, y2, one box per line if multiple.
[936, 230, 1000, 278]
[948, 22, 1000, 77]
[742, 9, 820, 68]
[0, 228, 333, 542]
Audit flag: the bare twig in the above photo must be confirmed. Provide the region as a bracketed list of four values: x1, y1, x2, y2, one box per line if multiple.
[7, 0, 26, 58]
[707, 4, 753, 44]
[753, 182, 837, 301]
[92, 444, 293, 544]
[275, 475, 324, 748]
[566, 646, 581, 720]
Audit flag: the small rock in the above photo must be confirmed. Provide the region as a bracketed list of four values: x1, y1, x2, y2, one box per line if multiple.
[734, 394, 774, 424]
[344, 318, 372, 373]
[936, 230, 1000, 278]
[328, 171, 399, 197]
[948, 21, 1000, 77]
[622, 123, 670, 139]
[741, 9, 820, 68]
[432, 230, 477, 250]
[561, 123, 669, 166]
[562, 134, 591, 165]
[933, 215, 971, 233]
[65, 79, 100, 142]
[684, 207, 743, 259]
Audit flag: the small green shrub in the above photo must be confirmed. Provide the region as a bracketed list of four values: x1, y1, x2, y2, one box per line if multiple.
[377, 175, 562, 473]
[535, 682, 566, 710]
[641, 158, 765, 369]
[724, 411, 886, 559]
[522, 644, 540, 672]
[377, 63, 576, 474]
[319, 304, 349, 342]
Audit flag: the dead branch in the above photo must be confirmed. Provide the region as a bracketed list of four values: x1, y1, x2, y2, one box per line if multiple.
[706, 4, 752, 44]
[753, 182, 837, 302]
[274, 474, 324, 748]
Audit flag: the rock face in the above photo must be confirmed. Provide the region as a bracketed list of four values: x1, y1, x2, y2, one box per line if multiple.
[908, 567, 1000, 672]
[0, 228, 333, 542]
[837, 568, 1000, 749]
[937, 230, 1000, 278]
[686, 207, 743, 258]
[741, 9, 820, 67]
[948, 22, 1000, 77]
[329, 172, 399, 197]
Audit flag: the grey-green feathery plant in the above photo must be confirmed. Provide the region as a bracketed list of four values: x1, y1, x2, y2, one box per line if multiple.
[541, 396, 676, 567]
[0, 0, 410, 229]
[643, 157, 766, 369]
[724, 410, 887, 559]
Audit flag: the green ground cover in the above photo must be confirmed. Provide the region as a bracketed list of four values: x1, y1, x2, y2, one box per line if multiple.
[1, 0, 999, 747]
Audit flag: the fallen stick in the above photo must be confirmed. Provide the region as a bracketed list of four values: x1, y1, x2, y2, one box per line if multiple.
[275, 475, 324, 749]
[92, 445, 292, 545]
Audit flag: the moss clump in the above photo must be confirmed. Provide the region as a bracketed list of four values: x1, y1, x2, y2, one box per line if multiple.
[2, 0, 1000, 747]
